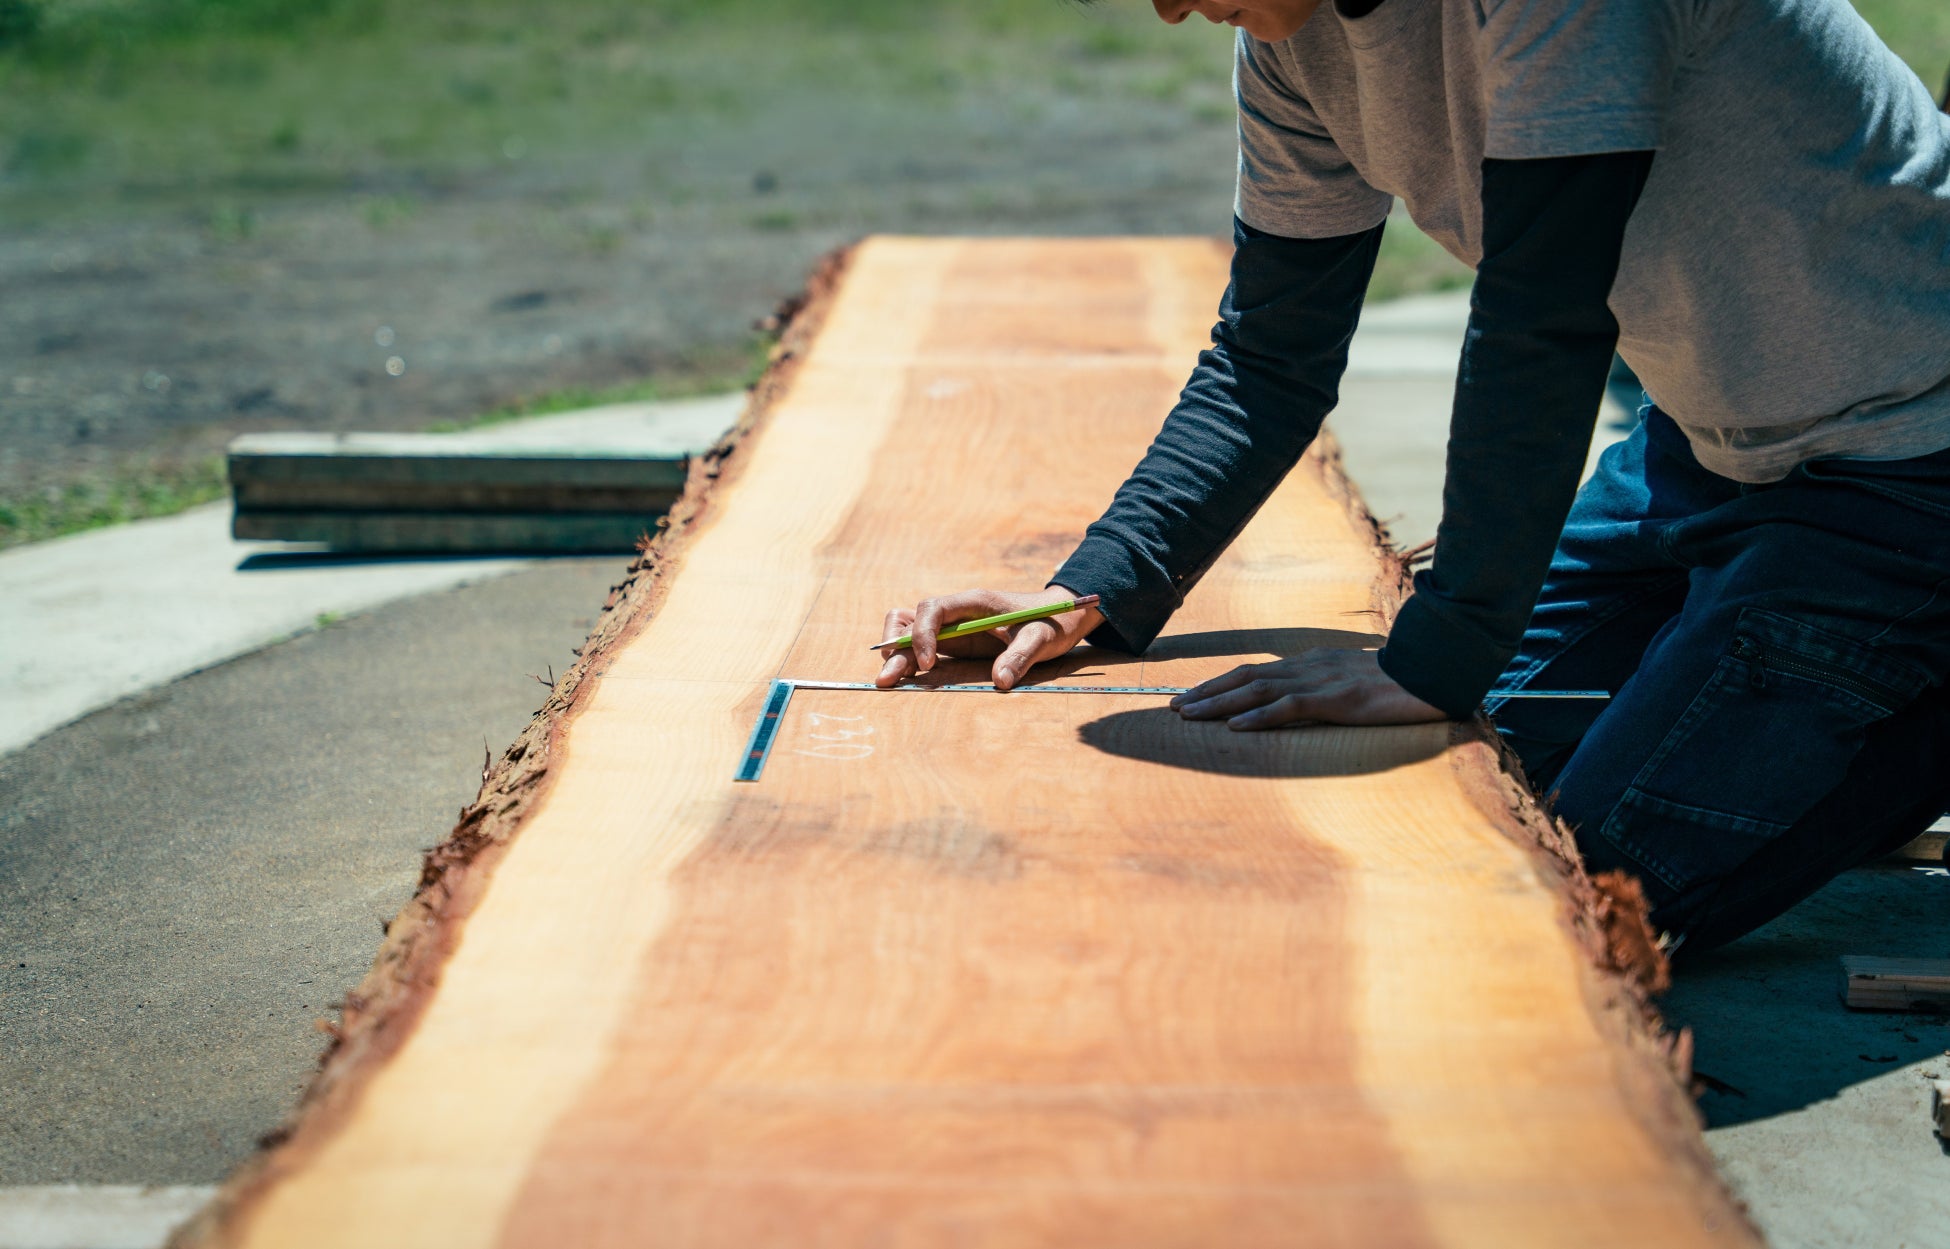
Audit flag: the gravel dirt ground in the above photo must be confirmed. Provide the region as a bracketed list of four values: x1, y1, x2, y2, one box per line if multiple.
[0, 2, 1231, 539]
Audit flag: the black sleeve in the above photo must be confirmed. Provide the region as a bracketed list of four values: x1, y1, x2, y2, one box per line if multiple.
[1376, 150, 1654, 718]
[1050, 215, 1382, 653]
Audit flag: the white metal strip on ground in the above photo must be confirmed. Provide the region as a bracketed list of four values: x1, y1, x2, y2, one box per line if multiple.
[0, 1186, 214, 1249]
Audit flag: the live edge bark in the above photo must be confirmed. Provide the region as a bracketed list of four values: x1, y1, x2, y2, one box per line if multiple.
[168, 245, 855, 1249]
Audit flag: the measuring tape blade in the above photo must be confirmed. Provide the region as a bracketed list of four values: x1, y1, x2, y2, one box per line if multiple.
[734, 679, 1609, 782]
[1487, 689, 1611, 700]
[786, 680, 1609, 699]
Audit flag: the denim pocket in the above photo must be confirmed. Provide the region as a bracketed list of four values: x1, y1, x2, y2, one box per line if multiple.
[1598, 608, 1928, 894]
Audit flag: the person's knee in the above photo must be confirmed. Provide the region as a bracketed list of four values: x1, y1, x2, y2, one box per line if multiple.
[1539, 761, 1693, 920]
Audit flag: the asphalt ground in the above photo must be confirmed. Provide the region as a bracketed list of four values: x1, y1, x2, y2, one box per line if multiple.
[0, 555, 626, 1183]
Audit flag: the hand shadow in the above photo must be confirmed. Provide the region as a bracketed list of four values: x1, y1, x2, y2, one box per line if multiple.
[1138, 626, 1384, 661]
[1077, 708, 1450, 779]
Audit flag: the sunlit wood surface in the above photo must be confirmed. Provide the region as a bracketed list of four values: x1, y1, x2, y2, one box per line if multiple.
[198, 238, 1753, 1248]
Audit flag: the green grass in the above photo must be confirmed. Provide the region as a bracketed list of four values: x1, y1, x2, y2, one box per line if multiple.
[0, 1, 1225, 213]
[1, 0, 1938, 197]
[0, 0, 1939, 214]
[0, 455, 229, 549]
[1852, 0, 1950, 89]
[1369, 218, 1473, 303]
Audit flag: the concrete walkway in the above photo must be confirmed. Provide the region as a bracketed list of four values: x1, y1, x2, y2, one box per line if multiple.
[0, 1187, 214, 1249]
[0, 394, 743, 757]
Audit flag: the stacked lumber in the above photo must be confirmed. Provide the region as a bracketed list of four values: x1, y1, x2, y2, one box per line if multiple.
[180, 238, 1755, 1247]
[227, 399, 735, 553]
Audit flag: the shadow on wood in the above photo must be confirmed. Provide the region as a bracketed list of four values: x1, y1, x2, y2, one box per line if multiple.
[1079, 707, 1450, 778]
[1140, 625, 1383, 660]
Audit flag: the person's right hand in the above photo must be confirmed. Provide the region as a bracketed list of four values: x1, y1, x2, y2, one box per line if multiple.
[874, 585, 1103, 690]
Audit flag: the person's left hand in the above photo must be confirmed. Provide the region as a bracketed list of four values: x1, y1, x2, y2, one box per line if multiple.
[1169, 648, 1449, 730]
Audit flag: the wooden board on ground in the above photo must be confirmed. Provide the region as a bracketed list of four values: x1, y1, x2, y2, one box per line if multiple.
[1840, 956, 1950, 1012]
[228, 509, 680, 553]
[179, 238, 1756, 1248]
[1881, 824, 1948, 865]
[228, 400, 735, 552]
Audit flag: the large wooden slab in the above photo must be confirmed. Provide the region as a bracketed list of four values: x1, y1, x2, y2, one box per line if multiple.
[182, 238, 1755, 1247]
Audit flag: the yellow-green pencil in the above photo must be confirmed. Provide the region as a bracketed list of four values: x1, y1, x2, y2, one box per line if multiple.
[870, 594, 1100, 651]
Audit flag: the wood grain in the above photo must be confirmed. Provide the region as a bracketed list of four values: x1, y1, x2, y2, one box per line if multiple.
[184, 237, 1756, 1248]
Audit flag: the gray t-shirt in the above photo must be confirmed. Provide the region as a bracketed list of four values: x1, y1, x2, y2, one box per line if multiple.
[1235, 0, 1950, 483]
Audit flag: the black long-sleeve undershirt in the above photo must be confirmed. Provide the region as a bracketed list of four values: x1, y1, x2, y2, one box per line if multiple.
[1051, 216, 1383, 652]
[1053, 151, 1656, 717]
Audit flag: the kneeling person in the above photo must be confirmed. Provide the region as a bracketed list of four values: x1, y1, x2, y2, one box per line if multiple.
[879, 0, 1950, 955]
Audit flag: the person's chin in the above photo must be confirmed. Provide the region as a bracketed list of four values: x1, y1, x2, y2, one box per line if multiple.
[1240, 15, 1306, 40]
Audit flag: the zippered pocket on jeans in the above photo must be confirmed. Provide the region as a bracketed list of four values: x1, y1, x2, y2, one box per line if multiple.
[1726, 633, 1909, 713]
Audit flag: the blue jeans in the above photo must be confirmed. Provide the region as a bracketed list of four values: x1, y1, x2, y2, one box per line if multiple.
[1489, 407, 1950, 957]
